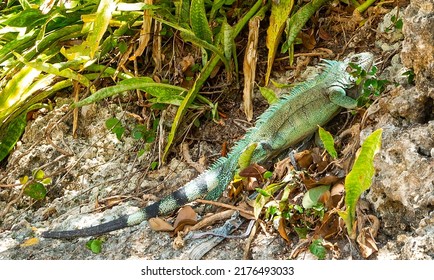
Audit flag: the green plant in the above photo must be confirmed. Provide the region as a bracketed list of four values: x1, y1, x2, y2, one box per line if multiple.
[0, 0, 146, 161]
[385, 14, 403, 32]
[21, 169, 52, 200]
[349, 63, 389, 107]
[403, 69, 415, 85]
[105, 116, 157, 160]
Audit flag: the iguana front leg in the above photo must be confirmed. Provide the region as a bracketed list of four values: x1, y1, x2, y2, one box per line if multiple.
[328, 86, 358, 109]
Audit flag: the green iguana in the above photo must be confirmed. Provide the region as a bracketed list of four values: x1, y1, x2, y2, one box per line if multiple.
[42, 52, 374, 239]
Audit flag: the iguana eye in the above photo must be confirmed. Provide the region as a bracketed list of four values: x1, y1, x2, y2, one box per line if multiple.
[351, 56, 360, 62]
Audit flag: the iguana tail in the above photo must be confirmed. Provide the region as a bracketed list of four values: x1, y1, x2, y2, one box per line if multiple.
[41, 155, 239, 239]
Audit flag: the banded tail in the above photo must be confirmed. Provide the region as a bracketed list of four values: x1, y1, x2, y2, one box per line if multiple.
[42, 155, 239, 239]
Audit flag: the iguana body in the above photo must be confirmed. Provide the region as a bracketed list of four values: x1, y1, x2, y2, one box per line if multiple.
[42, 52, 374, 239]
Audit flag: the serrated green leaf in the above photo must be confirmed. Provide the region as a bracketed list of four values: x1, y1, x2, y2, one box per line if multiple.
[318, 126, 337, 159]
[302, 185, 330, 209]
[24, 182, 47, 200]
[339, 128, 382, 238]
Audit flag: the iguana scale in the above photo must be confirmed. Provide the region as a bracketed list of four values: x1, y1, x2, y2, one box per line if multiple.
[42, 52, 374, 239]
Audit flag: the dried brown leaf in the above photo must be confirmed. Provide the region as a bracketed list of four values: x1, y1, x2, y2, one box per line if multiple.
[318, 27, 332, 41]
[278, 217, 291, 243]
[131, 0, 153, 59]
[299, 30, 316, 50]
[243, 17, 260, 121]
[294, 150, 313, 169]
[239, 163, 267, 179]
[356, 214, 380, 258]
[149, 217, 174, 232]
[173, 206, 198, 229]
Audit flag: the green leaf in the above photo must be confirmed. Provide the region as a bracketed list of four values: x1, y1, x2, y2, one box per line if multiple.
[254, 182, 285, 219]
[255, 188, 271, 197]
[150, 161, 158, 170]
[339, 128, 382, 238]
[132, 125, 147, 140]
[394, 18, 403, 30]
[5, 8, 48, 28]
[309, 239, 326, 260]
[0, 65, 41, 116]
[294, 226, 308, 239]
[41, 178, 52, 185]
[265, 0, 294, 85]
[0, 112, 27, 161]
[263, 171, 273, 179]
[105, 117, 124, 140]
[302, 185, 330, 209]
[190, 0, 213, 44]
[238, 143, 257, 170]
[105, 117, 120, 130]
[14, 54, 91, 87]
[72, 78, 187, 108]
[162, 0, 264, 162]
[68, 0, 116, 60]
[318, 126, 337, 159]
[86, 239, 103, 254]
[259, 86, 279, 105]
[33, 169, 45, 180]
[20, 176, 29, 185]
[24, 182, 47, 200]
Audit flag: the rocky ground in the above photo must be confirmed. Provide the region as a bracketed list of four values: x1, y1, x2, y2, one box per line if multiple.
[0, 0, 432, 260]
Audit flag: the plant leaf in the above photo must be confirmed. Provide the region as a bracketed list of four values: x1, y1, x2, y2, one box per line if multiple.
[24, 182, 47, 200]
[302, 185, 330, 209]
[265, 0, 294, 85]
[339, 128, 382, 238]
[259, 86, 279, 105]
[190, 0, 213, 44]
[318, 126, 337, 159]
[72, 78, 186, 108]
[0, 112, 27, 161]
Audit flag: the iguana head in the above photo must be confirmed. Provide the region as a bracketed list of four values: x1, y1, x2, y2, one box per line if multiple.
[343, 52, 375, 79]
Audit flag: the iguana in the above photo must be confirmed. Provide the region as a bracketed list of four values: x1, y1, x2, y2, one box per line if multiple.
[42, 52, 374, 239]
